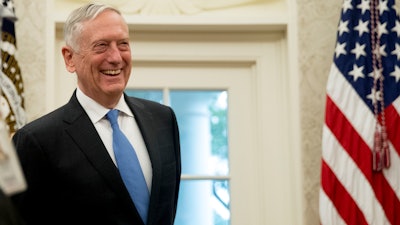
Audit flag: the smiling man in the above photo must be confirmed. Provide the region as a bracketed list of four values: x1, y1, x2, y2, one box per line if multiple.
[10, 3, 181, 225]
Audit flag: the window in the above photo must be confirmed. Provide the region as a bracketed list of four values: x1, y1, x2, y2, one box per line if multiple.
[126, 89, 230, 225]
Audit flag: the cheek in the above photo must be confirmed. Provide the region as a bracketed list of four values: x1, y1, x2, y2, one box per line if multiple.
[122, 50, 132, 63]
[73, 55, 90, 71]
[123, 54, 132, 75]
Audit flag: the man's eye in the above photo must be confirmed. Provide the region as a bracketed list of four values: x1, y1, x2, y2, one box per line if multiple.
[93, 43, 108, 52]
[119, 42, 130, 50]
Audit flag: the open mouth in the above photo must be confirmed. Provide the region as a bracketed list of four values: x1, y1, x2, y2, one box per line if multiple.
[102, 69, 121, 75]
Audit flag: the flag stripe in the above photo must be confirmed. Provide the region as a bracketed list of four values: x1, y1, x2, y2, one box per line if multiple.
[328, 52, 400, 206]
[320, 160, 368, 225]
[385, 103, 400, 155]
[322, 121, 390, 225]
[382, 103, 400, 201]
[319, 188, 347, 225]
[326, 64, 375, 148]
[325, 95, 399, 224]
[320, 1, 400, 224]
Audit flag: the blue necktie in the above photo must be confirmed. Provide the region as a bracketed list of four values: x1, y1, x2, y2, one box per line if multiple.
[106, 109, 149, 224]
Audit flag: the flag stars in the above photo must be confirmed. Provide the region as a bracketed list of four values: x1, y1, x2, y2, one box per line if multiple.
[342, 0, 353, 13]
[378, 22, 389, 38]
[379, 0, 389, 15]
[354, 19, 369, 36]
[351, 42, 367, 59]
[390, 65, 400, 82]
[338, 20, 350, 36]
[369, 67, 383, 80]
[391, 43, 400, 60]
[372, 44, 386, 58]
[366, 88, 382, 105]
[348, 64, 365, 81]
[335, 42, 347, 58]
[392, 21, 400, 37]
[357, 0, 370, 15]
[378, 44, 387, 57]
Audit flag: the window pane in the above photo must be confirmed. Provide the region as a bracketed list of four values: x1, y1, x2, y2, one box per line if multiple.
[125, 89, 230, 225]
[124, 89, 163, 104]
[170, 90, 229, 176]
[175, 180, 230, 225]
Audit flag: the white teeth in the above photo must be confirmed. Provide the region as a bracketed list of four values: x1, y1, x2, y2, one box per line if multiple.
[103, 69, 121, 75]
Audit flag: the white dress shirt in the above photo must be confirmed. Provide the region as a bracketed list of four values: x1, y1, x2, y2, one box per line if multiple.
[76, 88, 152, 191]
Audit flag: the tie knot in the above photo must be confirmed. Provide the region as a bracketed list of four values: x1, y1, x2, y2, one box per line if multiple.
[106, 109, 119, 126]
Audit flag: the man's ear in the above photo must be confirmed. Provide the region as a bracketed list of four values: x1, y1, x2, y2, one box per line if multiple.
[61, 46, 76, 73]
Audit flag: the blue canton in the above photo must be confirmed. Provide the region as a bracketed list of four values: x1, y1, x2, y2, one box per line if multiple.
[334, 0, 400, 112]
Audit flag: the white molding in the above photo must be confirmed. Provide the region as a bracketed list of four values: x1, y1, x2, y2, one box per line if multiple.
[286, 0, 303, 224]
[53, 0, 288, 32]
[54, 0, 286, 16]
[74, 0, 271, 15]
[54, 15, 287, 32]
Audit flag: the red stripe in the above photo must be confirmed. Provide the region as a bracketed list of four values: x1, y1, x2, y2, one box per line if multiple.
[321, 160, 368, 225]
[325, 96, 400, 224]
[384, 104, 400, 156]
[324, 96, 370, 173]
[377, 103, 400, 225]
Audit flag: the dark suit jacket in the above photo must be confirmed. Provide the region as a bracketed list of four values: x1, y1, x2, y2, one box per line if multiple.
[0, 188, 25, 225]
[11, 91, 181, 225]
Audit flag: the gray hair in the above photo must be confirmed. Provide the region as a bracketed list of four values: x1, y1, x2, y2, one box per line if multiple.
[64, 3, 122, 51]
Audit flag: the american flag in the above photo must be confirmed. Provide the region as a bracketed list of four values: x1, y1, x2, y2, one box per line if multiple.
[320, 0, 400, 224]
[0, 0, 25, 135]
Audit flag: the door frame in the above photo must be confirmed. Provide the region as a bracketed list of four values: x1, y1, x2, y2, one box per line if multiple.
[52, 24, 302, 225]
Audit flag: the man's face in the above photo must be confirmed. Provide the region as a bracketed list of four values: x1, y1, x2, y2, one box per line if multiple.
[68, 10, 132, 105]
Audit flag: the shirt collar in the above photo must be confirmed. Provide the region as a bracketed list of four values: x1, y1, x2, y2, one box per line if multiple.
[76, 88, 133, 124]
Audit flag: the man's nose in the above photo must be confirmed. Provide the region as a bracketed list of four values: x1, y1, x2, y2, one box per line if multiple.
[107, 44, 122, 63]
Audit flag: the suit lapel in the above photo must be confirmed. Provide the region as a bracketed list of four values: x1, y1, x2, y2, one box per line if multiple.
[125, 96, 163, 222]
[63, 93, 166, 224]
[62, 93, 136, 209]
